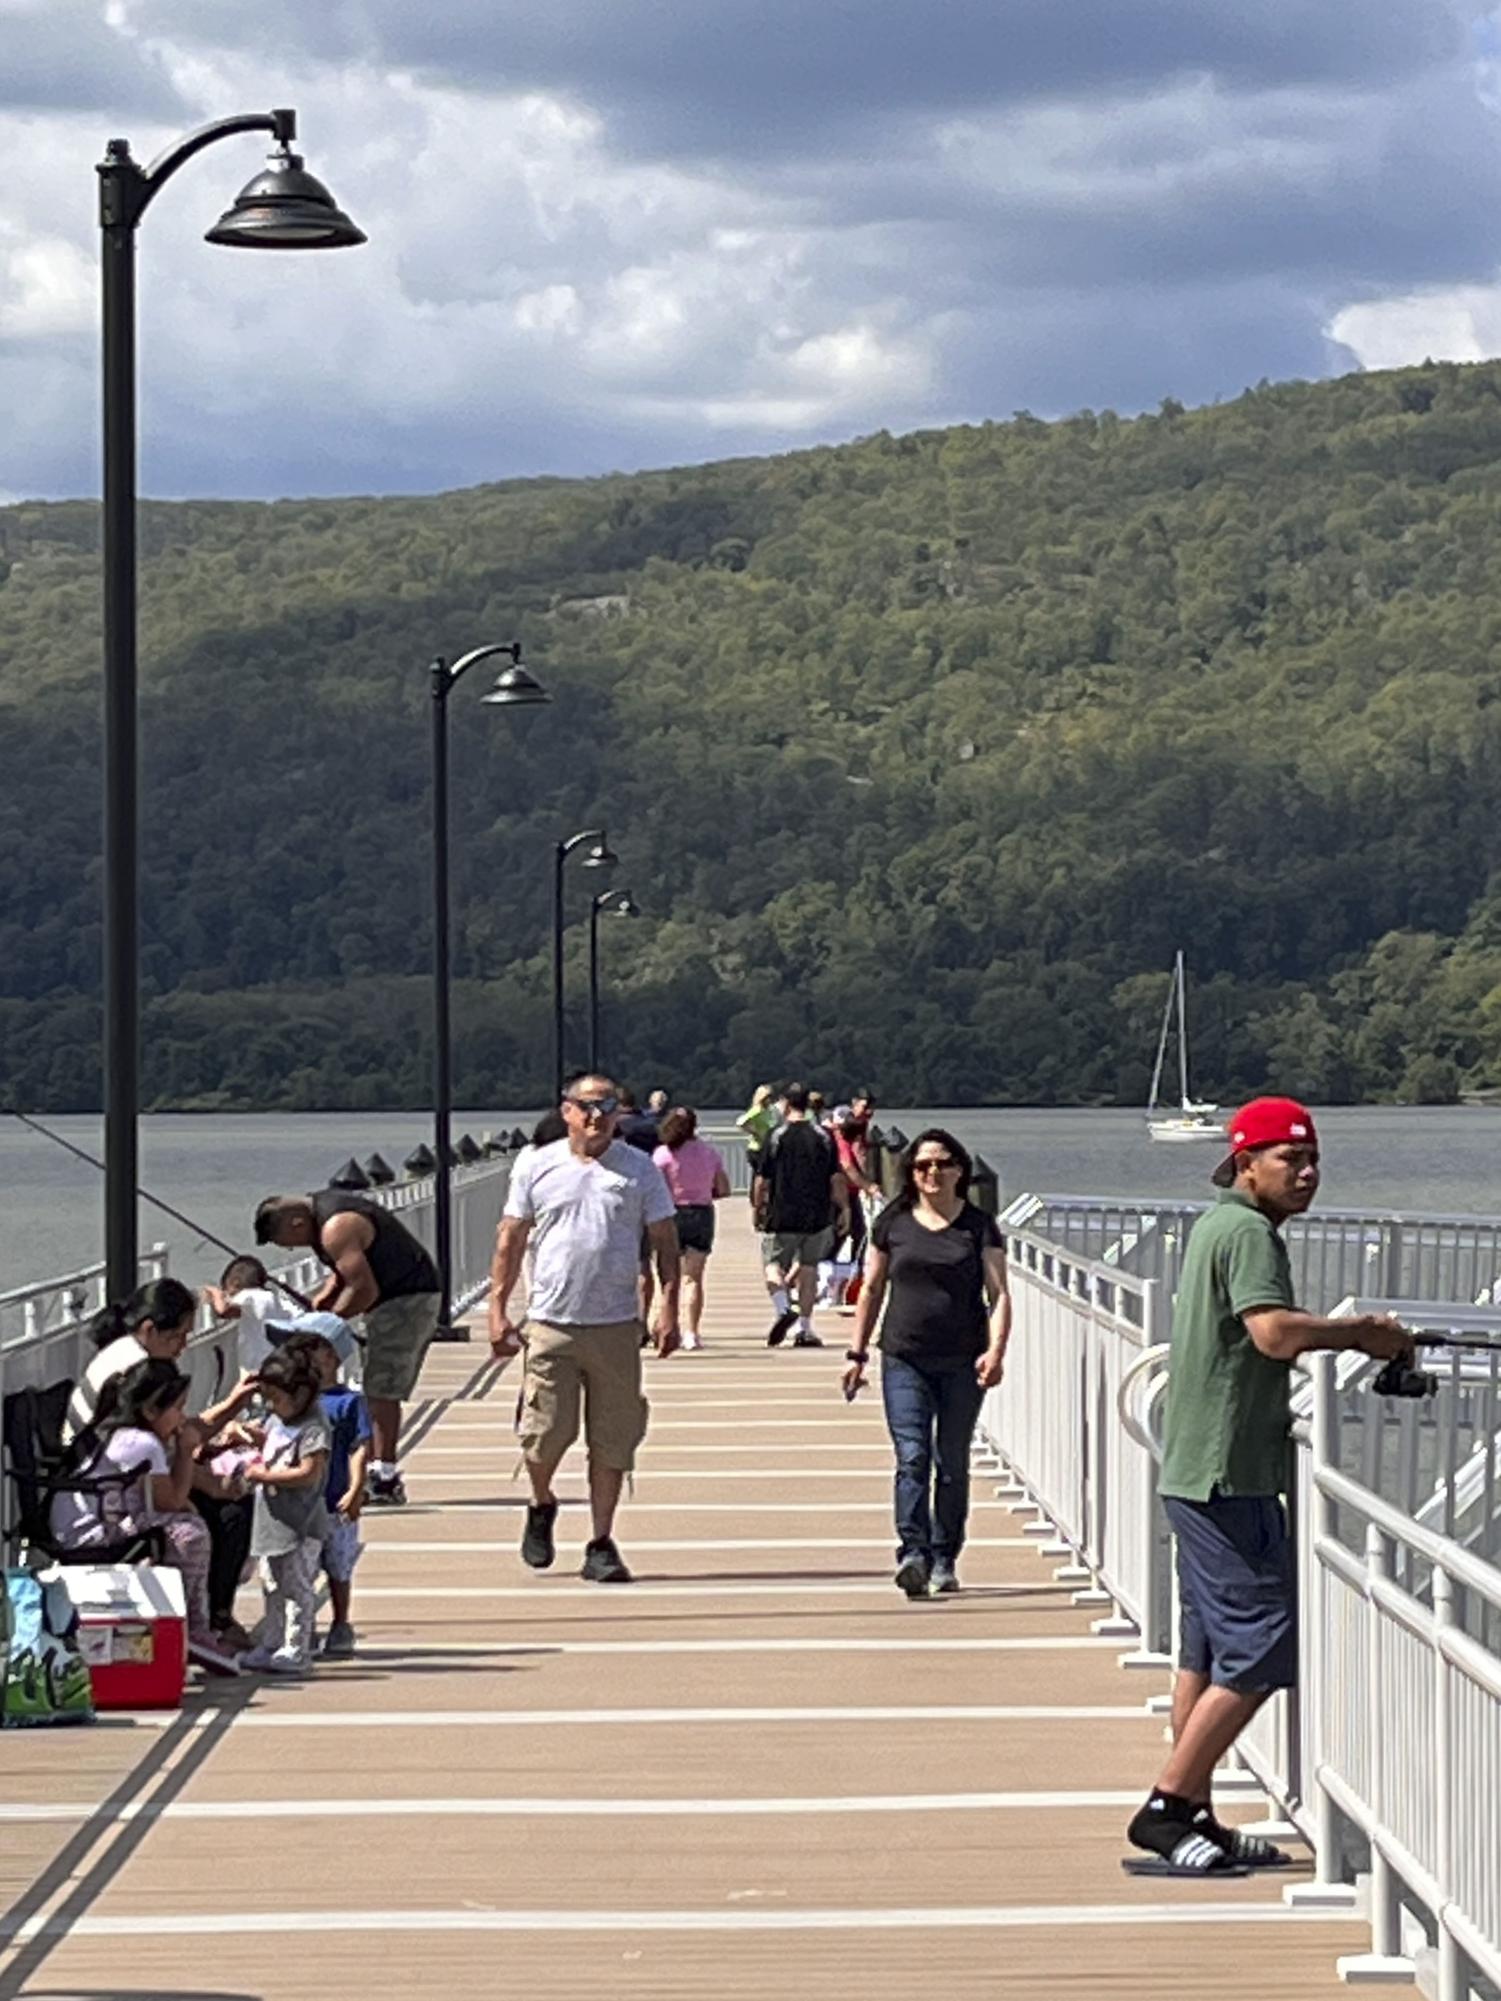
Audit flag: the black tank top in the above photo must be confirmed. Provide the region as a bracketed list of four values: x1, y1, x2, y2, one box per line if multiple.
[311, 1191, 439, 1301]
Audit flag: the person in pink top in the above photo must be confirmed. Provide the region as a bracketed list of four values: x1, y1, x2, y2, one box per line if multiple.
[653, 1109, 731, 1351]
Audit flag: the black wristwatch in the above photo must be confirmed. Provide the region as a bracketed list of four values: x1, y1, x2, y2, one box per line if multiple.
[845, 1349, 868, 1366]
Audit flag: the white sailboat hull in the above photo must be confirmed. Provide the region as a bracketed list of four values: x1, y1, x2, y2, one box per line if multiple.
[1147, 1118, 1224, 1143]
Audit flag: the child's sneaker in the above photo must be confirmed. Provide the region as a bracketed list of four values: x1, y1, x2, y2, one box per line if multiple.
[321, 1621, 356, 1659]
[240, 1644, 308, 1675]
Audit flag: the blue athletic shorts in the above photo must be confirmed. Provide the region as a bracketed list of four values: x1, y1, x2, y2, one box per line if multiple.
[1161, 1492, 1297, 1693]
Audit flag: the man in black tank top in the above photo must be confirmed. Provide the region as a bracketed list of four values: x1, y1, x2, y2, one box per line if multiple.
[254, 1190, 442, 1505]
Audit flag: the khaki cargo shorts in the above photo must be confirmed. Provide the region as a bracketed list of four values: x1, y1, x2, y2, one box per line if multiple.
[360, 1291, 441, 1401]
[519, 1319, 649, 1472]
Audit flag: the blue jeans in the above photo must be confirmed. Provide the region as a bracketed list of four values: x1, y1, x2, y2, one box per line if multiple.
[880, 1353, 985, 1565]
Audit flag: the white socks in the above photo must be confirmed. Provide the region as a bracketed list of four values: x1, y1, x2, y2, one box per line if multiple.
[770, 1287, 790, 1315]
[372, 1460, 397, 1480]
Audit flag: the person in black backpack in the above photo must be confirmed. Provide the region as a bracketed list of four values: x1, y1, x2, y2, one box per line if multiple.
[753, 1082, 850, 1348]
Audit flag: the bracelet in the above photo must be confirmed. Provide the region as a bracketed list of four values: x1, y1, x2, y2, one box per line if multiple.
[845, 1350, 868, 1366]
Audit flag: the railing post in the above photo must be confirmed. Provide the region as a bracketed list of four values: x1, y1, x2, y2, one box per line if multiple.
[1368, 1520, 1408, 1960]
[1433, 1567, 1460, 2001]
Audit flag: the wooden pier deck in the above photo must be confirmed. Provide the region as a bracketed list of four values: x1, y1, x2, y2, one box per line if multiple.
[0, 1210, 1364, 1998]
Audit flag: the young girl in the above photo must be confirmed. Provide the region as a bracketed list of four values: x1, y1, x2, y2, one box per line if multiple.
[52, 1357, 240, 1676]
[242, 1346, 331, 1674]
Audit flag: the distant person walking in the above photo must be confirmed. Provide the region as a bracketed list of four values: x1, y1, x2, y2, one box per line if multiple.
[754, 1082, 849, 1349]
[737, 1084, 781, 1189]
[615, 1088, 661, 1154]
[843, 1131, 1009, 1598]
[833, 1096, 883, 1268]
[488, 1073, 681, 1584]
[1125, 1098, 1415, 1877]
[654, 1107, 731, 1351]
[253, 1187, 442, 1507]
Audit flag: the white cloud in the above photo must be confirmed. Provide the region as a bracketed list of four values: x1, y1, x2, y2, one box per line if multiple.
[1328, 286, 1500, 368]
[2, 2, 1501, 498]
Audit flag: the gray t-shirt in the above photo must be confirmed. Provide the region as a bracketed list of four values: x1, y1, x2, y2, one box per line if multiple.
[505, 1137, 675, 1327]
[250, 1409, 333, 1557]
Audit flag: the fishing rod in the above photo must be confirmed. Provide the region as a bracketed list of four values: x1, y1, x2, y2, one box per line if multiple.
[8, 1108, 314, 1311]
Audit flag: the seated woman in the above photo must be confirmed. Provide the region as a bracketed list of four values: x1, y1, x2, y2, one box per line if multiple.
[54, 1357, 247, 1676]
[66, 1275, 260, 1647]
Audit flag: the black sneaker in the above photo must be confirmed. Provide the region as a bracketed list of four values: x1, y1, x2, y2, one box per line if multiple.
[367, 1471, 408, 1507]
[767, 1309, 798, 1347]
[894, 1553, 930, 1599]
[791, 1328, 824, 1348]
[580, 1536, 633, 1583]
[521, 1500, 559, 1570]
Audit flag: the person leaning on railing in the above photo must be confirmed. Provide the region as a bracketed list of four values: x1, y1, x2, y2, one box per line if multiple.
[1124, 1096, 1417, 1881]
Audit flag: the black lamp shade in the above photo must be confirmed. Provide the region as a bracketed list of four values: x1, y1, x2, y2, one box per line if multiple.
[482, 664, 550, 708]
[583, 841, 618, 868]
[206, 147, 366, 249]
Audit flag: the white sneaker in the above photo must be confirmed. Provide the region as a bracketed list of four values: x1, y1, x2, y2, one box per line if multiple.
[240, 1644, 309, 1675]
[680, 1332, 704, 1352]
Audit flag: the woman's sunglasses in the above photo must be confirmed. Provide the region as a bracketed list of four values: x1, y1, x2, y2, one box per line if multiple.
[913, 1156, 958, 1174]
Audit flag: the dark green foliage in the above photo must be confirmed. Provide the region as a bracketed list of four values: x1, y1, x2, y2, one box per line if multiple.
[7, 359, 1501, 1110]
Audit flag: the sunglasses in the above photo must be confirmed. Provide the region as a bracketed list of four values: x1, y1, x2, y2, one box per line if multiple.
[914, 1156, 958, 1174]
[567, 1094, 620, 1116]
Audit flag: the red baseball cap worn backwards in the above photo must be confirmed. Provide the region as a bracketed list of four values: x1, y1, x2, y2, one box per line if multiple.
[1211, 1096, 1318, 1188]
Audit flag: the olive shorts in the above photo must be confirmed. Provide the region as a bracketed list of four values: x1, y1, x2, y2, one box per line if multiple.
[519, 1319, 650, 1473]
[360, 1291, 441, 1402]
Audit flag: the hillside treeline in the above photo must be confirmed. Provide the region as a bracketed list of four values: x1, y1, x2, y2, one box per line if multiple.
[6, 360, 1501, 1109]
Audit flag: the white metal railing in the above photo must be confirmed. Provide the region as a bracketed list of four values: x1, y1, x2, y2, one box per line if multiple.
[977, 1225, 1169, 1654]
[0, 1159, 512, 1403]
[1007, 1192, 1501, 1317]
[701, 1127, 752, 1194]
[0, 1245, 171, 1349]
[990, 1197, 1501, 1996]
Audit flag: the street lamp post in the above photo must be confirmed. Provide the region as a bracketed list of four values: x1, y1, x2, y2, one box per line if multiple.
[431, 648, 549, 1336]
[98, 109, 363, 1299]
[552, 830, 618, 1095]
[589, 890, 641, 1072]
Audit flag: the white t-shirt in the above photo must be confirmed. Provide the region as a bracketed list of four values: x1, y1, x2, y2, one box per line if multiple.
[64, 1334, 148, 1441]
[50, 1425, 168, 1547]
[505, 1137, 675, 1327]
[230, 1285, 283, 1373]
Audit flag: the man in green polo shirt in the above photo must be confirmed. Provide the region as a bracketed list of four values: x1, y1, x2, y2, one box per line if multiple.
[1125, 1096, 1414, 1878]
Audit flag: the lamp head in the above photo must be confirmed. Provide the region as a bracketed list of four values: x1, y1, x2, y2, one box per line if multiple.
[583, 838, 619, 869]
[481, 663, 550, 708]
[206, 140, 366, 249]
[596, 889, 640, 917]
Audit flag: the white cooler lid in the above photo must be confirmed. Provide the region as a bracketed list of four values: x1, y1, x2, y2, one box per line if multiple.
[40, 1562, 187, 1618]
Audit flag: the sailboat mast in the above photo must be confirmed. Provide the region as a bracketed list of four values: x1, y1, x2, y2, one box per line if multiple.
[1148, 966, 1174, 1113]
[1176, 950, 1191, 1110]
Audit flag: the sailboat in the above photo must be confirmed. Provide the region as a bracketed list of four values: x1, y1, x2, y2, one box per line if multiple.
[1146, 952, 1222, 1143]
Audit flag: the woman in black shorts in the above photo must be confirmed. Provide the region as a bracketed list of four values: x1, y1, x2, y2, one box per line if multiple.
[843, 1129, 1011, 1597]
[653, 1108, 731, 1351]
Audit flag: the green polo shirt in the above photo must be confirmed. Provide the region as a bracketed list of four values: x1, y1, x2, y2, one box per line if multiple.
[1158, 1189, 1297, 1501]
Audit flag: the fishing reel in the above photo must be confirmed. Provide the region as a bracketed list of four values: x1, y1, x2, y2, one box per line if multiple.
[1370, 1333, 1500, 1400]
[1370, 1356, 1438, 1400]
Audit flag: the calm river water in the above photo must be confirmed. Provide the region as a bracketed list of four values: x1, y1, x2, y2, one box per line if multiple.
[6, 1104, 1501, 1294]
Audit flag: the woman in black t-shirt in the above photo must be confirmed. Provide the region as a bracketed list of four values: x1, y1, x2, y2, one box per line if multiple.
[844, 1130, 1011, 1598]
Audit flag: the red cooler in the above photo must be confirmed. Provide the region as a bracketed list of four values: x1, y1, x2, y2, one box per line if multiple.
[45, 1565, 187, 1710]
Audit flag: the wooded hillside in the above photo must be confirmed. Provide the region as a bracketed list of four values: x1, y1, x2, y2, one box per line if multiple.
[6, 360, 1501, 1109]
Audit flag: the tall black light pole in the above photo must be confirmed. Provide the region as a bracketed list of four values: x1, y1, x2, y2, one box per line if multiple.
[552, 830, 617, 1095]
[431, 648, 550, 1336]
[99, 109, 363, 1299]
[589, 889, 641, 1072]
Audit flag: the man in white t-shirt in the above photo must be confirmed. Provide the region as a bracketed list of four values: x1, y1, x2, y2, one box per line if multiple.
[489, 1073, 681, 1584]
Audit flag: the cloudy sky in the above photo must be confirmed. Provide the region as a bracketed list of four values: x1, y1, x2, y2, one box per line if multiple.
[3, 0, 1501, 501]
